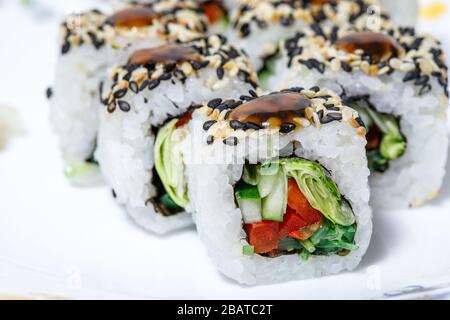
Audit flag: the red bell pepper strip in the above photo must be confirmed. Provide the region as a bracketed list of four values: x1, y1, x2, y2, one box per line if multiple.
[287, 179, 323, 224]
[245, 221, 279, 254]
[278, 206, 308, 240]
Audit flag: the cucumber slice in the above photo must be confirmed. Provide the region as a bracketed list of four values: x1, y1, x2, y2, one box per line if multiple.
[237, 198, 262, 224]
[257, 173, 278, 198]
[235, 184, 260, 200]
[242, 164, 260, 186]
[235, 184, 262, 223]
[260, 161, 279, 176]
[261, 171, 287, 222]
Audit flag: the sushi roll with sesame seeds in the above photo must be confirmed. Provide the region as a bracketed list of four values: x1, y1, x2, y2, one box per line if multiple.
[48, 1, 207, 185]
[116, 0, 231, 34]
[227, 0, 391, 74]
[95, 34, 259, 234]
[270, 23, 449, 209]
[184, 87, 372, 285]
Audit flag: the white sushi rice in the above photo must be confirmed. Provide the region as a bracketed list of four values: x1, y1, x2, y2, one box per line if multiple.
[227, 19, 308, 71]
[184, 113, 372, 285]
[96, 68, 256, 234]
[270, 64, 449, 209]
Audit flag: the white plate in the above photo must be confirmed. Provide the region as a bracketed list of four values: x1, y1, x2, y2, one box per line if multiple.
[1, 0, 450, 299]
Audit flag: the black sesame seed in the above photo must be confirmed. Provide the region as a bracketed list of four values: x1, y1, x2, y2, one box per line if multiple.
[148, 79, 160, 90]
[256, 19, 268, 29]
[114, 88, 127, 99]
[230, 120, 246, 130]
[129, 81, 139, 94]
[325, 104, 339, 111]
[419, 84, 432, 95]
[310, 23, 325, 38]
[309, 86, 320, 93]
[341, 61, 352, 73]
[112, 189, 117, 198]
[280, 122, 296, 134]
[285, 38, 298, 50]
[190, 60, 203, 70]
[229, 100, 243, 109]
[159, 73, 172, 81]
[87, 31, 104, 49]
[223, 136, 238, 146]
[288, 47, 303, 57]
[164, 63, 176, 72]
[228, 47, 239, 59]
[118, 100, 131, 112]
[414, 75, 430, 86]
[403, 70, 420, 82]
[208, 98, 222, 108]
[139, 80, 149, 91]
[206, 135, 215, 145]
[203, 120, 217, 131]
[216, 67, 224, 80]
[245, 122, 261, 130]
[330, 26, 339, 43]
[288, 87, 304, 93]
[144, 98, 148, 104]
[316, 95, 332, 100]
[409, 37, 423, 51]
[123, 72, 132, 82]
[200, 60, 210, 68]
[46, 87, 53, 99]
[321, 113, 343, 124]
[249, 89, 257, 97]
[107, 101, 116, 113]
[239, 95, 253, 101]
[280, 15, 294, 27]
[61, 42, 71, 54]
[240, 22, 250, 37]
[355, 117, 365, 128]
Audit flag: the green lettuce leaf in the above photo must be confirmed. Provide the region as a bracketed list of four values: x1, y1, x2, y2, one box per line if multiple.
[281, 158, 356, 226]
[154, 119, 189, 208]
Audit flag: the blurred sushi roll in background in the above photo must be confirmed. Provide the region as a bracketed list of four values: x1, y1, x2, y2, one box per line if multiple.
[269, 22, 449, 208]
[185, 87, 371, 284]
[228, 0, 392, 73]
[96, 34, 259, 234]
[48, 1, 207, 185]
[116, 0, 233, 34]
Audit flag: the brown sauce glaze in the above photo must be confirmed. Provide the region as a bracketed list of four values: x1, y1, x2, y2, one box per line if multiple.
[107, 5, 159, 28]
[228, 93, 311, 128]
[335, 31, 402, 63]
[128, 45, 201, 65]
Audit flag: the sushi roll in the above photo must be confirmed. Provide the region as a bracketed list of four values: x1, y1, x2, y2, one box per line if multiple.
[116, 0, 231, 34]
[228, 0, 391, 72]
[270, 23, 449, 208]
[96, 34, 259, 234]
[49, 1, 207, 185]
[185, 87, 372, 285]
